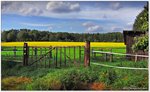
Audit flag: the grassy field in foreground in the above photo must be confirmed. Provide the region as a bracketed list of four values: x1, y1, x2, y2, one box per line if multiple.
[1, 61, 148, 90]
[1, 42, 126, 48]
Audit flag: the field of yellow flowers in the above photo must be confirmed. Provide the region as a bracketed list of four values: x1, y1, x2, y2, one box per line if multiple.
[1, 42, 125, 48]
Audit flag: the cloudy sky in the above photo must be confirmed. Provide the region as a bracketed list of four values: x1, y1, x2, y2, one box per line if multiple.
[1, 1, 147, 33]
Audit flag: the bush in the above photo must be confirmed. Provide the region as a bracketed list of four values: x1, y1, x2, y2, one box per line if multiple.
[99, 70, 117, 85]
[61, 69, 99, 90]
[30, 70, 63, 90]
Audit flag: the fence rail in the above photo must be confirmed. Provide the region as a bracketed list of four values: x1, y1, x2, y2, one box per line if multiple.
[92, 50, 148, 62]
[92, 51, 149, 57]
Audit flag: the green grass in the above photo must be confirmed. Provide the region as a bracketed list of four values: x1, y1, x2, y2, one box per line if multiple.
[1, 60, 148, 90]
[1, 46, 148, 90]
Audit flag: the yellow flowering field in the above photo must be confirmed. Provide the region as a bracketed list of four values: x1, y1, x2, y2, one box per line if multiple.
[1, 42, 125, 48]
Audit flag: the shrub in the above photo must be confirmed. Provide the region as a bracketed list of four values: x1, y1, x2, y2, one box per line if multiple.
[99, 70, 117, 85]
[30, 70, 63, 90]
[61, 69, 99, 90]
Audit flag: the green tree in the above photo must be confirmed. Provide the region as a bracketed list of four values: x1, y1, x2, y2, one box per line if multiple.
[132, 3, 149, 52]
[133, 3, 148, 31]
[7, 31, 16, 42]
[17, 31, 29, 41]
[1, 31, 8, 42]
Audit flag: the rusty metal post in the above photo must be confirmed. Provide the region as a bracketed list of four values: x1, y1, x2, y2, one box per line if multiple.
[84, 41, 90, 67]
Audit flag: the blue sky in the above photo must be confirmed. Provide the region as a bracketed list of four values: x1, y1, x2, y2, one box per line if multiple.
[1, 1, 147, 33]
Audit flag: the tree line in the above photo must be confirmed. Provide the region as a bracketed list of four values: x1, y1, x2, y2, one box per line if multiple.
[1, 29, 124, 42]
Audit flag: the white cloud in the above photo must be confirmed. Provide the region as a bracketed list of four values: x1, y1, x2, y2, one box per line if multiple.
[2, 1, 45, 16]
[111, 26, 123, 32]
[82, 22, 103, 33]
[1, 1, 144, 25]
[21, 22, 53, 27]
[46, 1, 80, 13]
[19, 8, 43, 16]
[123, 21, 134, 30]
[82, 22, 94, 27]
[110, 2, 122, 10]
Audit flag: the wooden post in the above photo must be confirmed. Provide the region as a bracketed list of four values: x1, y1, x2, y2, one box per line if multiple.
[40, 48, 42, 67]
[49, 46, 52, 58]
[32, 47, 34, 62]
[79, 46, 81, 62]
[91, 48, 93, 58]
[110, 48, 113, 62]
[135, 53, 137, 62]
[105, 53, 107, 61]
[23, 43, 29, 66]
[45, 48, 46, 68]
[55, 48, 58, 67]
[69, 47, 71, 63]
[49, 47, 51, 68]
[94, 49, 96, 58]
[74, 46, 76, 64]
[64, 47, 66, 66]
[84, 41, 90, 67]
[13, 46, 17, 59]
[60, 47, 62, 67]
[35, 47, 37, 67]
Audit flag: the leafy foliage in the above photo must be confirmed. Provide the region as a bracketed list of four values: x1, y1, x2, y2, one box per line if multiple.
[133, 3, 148, 31]
[132, 34, 148, 52]
[132, 3, 149, 51]
[61, 69, 99, 90]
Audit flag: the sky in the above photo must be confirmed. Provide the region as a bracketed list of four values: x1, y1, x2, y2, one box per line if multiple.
[1, 1, 147, 33]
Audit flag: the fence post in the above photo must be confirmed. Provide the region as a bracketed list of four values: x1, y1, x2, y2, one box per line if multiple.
[35, 47, 37, 67]
[64, 47, 66, 66]
[74, 46, 76, 64]
[50, 46, 52, 58]
[40, 48, 42, 67]
[49, 47, 51, 68]
[45, 48, 47, 68]
[60, 47, 62, 67]
[32, 47, 34, 62]
[91, 48, 93, 58]
[135, 53, 137, 62]
[84, 41, 90, 67]
[79, 46, 81, 62]
[55, 47, 58, 67]
[23, 43, 29, 66]
[13, 46, 17, 59]
[110, 48, 113, 62]
[105, 53, 107, 61]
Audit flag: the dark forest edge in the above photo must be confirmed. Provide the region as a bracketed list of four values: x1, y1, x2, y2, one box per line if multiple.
[2, 29, 124, 42]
